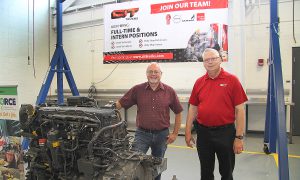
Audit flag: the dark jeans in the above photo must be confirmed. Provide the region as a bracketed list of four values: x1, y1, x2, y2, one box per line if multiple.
[196, 123, 236, 180]
[132, 128, 169, 180]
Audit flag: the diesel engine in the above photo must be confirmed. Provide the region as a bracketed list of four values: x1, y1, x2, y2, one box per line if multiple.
[19, 97, 166, 180]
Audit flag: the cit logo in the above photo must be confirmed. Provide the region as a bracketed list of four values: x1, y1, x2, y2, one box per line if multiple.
[111, 8, 139, 19]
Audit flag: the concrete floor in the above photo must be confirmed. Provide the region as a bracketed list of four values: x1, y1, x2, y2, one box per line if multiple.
[154, 134, 300, 180]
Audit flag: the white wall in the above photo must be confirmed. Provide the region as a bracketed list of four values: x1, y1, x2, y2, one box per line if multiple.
[0, 0, 299, 131]
[243, 0, 300, 92]
[0, 0, 55, 105]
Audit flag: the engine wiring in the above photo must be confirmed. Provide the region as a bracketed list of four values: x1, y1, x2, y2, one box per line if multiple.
[18, 98, 165, 179]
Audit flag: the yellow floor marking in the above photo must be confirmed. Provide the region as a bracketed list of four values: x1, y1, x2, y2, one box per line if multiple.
[270, 153, 300, 167]
[241, 150, 266, 155]
[168, 144, 196, 150]
[168, 145, 300, 160]
[289, 154, 300, 158]
[272, 153, 279, 167]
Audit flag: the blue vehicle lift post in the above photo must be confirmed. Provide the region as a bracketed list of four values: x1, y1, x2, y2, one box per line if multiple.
[36, 0, 79, 105]
[263, 0, 289, 180]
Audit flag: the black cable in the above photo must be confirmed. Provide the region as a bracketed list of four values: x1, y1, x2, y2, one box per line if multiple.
[32, 0, 36, 78]
[27, 0, 30, 65]
[94, 63, 119, 85]
[61, 139, 79, 152]
[293, 0, 296, 43]
[88, 121, 125, 157]
[48, 0, 52, 98]
[48, 0, 51, 63]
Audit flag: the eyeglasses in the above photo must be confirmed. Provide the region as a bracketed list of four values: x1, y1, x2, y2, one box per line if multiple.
[203, 57, 220, 63]
[147, 70, 161, 75]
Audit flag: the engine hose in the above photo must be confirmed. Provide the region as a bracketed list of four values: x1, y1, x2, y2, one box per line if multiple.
[114, 109, 123, 122]
[93, 163, 109, 168]
[61, 138, 79, 152]
[118, 151, 143, 161]
[88, 121, 126, 158]
[93, 147, 119, 157]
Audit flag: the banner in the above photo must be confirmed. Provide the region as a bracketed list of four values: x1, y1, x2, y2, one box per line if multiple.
[0, 86, 18, 120]
[0, 86, 24, 179]
[103, 0, 228, 63]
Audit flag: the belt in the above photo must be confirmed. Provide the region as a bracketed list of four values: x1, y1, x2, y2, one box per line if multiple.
[198, 123, 234, 130]
[138, 127, 168, 133]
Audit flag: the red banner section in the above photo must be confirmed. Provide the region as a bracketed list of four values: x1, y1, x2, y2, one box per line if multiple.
[151, 0, 228, 14]
[104, 52, 174, 61]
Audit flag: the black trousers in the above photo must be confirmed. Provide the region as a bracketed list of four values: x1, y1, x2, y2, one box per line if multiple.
[196, 123, 236, 180]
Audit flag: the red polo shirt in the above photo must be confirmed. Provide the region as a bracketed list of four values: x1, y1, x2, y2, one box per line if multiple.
[189, 68, 248, 126]
[119, 82, 183, 130]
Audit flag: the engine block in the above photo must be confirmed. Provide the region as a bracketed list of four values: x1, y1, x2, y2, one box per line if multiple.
[19, 97, 166, 180]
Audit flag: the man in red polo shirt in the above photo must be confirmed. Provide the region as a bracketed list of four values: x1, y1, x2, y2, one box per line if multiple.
[185, 48, 248, 180]
[116, 62, 183, 180]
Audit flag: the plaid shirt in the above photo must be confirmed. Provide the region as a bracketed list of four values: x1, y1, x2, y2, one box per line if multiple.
[119, 82, 183, 130]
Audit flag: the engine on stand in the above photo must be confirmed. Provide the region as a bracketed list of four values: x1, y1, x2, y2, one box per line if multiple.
[19, 96, 166, 180]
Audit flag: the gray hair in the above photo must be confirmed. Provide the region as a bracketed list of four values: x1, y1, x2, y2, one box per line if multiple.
[201, 48, 220, 59]
[147, 62, 163, 73]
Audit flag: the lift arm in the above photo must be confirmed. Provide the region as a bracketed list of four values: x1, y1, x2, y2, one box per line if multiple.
[36, 0, 79, 105]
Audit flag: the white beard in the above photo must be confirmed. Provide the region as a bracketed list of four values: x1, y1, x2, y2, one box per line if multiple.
[148, 78, 159, 84]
